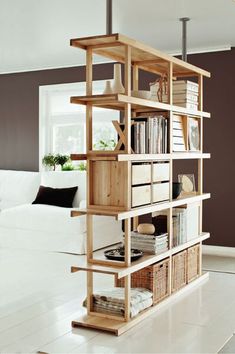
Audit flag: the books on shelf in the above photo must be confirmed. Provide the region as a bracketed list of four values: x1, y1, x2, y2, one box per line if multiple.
[173, 101, 198, 110]
[173, 92, 198, 103]
[172, 115, 186, 152]
[153, 209, 187, 248]
[173, 80, 199, 111]
[173, 80, 199, 93]
[173, 208, 187, 247]
[128, 231, 169, 255]
[149, 80, 199, 111]
[154, 202, 200, 247]
[132, 116, 168, 154]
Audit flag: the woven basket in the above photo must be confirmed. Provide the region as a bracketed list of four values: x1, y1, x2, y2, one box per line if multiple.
[187, 244, 200, 283]
[172, 250, 187, 292]
[115, 258, 170, 304]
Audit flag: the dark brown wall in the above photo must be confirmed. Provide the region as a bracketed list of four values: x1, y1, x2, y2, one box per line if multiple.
[0, 63, 113, 171]
[187, 49, 235, 247]
[0, 49, 234, 247]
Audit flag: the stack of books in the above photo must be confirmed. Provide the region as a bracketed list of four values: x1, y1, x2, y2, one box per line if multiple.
[132, 116, 168, 154]
[129, 231, 168, 255]
[173, 80, 199, 111]
[173, 207, 187, 247]
[172, 115, 186, 152]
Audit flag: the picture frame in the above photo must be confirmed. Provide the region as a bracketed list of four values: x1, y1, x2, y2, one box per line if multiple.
[188, 117, 200, 151]
[178, 174, 196, 196]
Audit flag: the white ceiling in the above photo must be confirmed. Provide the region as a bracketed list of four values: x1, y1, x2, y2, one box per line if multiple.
[1, 0, 235, 74]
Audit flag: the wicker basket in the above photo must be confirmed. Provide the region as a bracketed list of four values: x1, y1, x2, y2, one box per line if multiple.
[172, 250, 187, 292]
[116, 258, 170, 304]
[187, 244, 200, 283]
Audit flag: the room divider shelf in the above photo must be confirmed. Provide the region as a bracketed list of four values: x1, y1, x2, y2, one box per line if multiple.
[70, 93, 211, 118]
[70, 32, 211, 336]
[71, 232, 209, 278]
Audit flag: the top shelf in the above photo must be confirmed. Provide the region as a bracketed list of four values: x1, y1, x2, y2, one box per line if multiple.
[70, 33, 211, 78]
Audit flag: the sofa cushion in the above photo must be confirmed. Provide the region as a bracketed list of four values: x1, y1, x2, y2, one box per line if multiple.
[0, 199, 23, 211]
[33, 185, 78, 208]
[0, 170, 40, 207]
[41, 171, 86, 207]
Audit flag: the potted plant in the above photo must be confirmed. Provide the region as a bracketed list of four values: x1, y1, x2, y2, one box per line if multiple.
[54, 154, 70, 170]
[62, 162, 74, 171]
[94, 139, 116, 151]
[42, 154, 57, 171]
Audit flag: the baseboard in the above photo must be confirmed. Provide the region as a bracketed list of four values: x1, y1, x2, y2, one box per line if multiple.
[202, 245, 235, 257]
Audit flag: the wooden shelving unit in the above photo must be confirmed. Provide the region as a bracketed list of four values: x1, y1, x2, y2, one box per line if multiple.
[70, 33, 211, 336]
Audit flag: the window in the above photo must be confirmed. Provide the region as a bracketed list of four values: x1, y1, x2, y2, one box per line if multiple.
[39, 81, 119, 170]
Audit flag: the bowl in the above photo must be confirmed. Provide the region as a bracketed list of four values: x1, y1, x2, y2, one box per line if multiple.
[132, 90, 151, 100]
[172, 182, 182, 199]
[104, 247, 143, 261]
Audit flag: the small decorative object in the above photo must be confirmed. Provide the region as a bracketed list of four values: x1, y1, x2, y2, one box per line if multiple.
[132, 90, 151, 100]
[149, 74, 168, 102]
[104, 247, 143, 261]
[172, 182, 182, 199]
[103, 80, 113, 94]
[112, 63, 125, 94]
[137, 223, 155, 235]
[178, 174, 196, 196]
[188, 118, 200, 151]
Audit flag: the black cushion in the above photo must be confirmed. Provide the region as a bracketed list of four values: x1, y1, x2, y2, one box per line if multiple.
[32, 185, 78, 208]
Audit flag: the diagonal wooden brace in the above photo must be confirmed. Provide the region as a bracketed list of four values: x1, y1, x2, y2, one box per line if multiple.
[112, 120, 134, 153]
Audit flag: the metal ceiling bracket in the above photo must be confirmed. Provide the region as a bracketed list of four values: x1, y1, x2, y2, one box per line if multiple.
[179, 17, 190, 62]
[106, 0, 112, 35]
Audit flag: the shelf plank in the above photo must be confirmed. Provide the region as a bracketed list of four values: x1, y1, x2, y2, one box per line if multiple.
[72, 272, 209, 336]
[70, 94, 210, 118]
[171, 232, 210, 255]
[71, 152, 211, 162]
[71, 232, 209, 279]
[70, 33, 210, 78]
[117, 193, 211, 220]
[71, 193, 211, 220]
[117, 153, 211, 161]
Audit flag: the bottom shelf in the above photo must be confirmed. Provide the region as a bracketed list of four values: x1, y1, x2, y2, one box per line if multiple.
[72, 272, 209, 336]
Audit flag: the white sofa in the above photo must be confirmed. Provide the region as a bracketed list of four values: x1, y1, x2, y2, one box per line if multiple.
[0, 170, 122, 254]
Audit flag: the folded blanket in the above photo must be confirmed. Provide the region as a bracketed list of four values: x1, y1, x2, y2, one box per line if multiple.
[84, 287, 153, 318]
[94, 287, 152, 304]
[94, 297, 153, 318]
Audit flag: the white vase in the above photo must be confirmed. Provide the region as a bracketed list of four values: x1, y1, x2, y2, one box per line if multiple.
[103, 80, 113, 94]
[112, 63, 125, 94]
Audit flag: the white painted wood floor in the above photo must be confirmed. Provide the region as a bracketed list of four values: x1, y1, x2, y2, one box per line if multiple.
[0, 248, 235, 354]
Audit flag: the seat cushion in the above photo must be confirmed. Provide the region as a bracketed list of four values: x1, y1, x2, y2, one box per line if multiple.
[0, 204, 84, 235]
